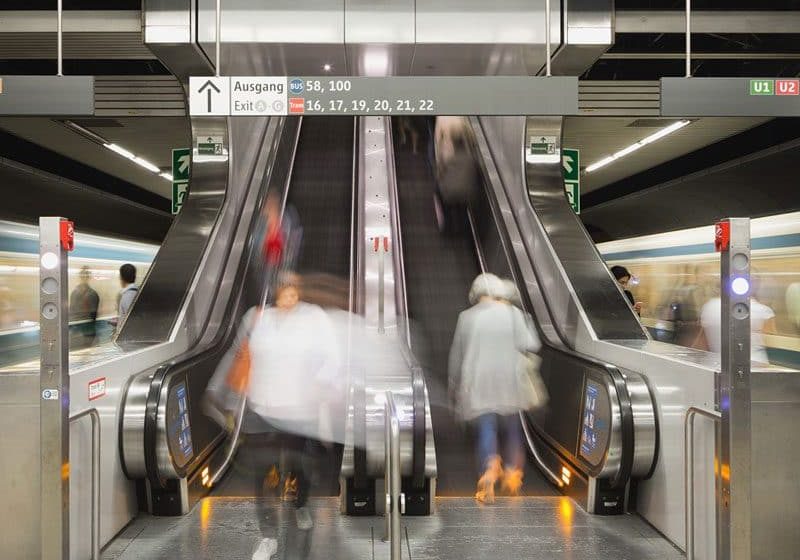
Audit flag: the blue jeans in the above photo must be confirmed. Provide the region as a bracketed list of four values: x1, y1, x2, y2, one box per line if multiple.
[474, 413, 524, 474]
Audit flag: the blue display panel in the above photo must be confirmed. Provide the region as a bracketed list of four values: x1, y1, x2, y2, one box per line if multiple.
[579, 378, 611, 467]
[168, 381, 194, 467]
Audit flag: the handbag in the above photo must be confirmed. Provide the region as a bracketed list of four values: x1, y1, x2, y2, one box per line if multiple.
[225, 339, 252, 395]
[509, 306, 548, 410]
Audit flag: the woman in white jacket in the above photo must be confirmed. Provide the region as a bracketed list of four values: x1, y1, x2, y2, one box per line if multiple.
[448, 274, 541, 502]
[246, 277, 340, 531]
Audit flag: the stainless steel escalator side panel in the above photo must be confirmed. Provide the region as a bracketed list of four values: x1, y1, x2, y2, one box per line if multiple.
[623, 368, 659, 479]
[523, 116, 647, 343]
[117, 117, 231, 347]
[476, 116, 592, 349]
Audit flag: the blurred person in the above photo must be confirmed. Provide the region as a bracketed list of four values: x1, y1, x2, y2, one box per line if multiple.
[254, 191, 302, 300]
[611, 265, 642, 315]
[70, 266, 100, 347]
[696, 276, 777, 364]
[239, 277, 339, 538]
[397, 116, 420, 153]
[432, 116, 480, 234]
[448, 273, 543, 503]
[787, 282, 800, 332]
[0, 287, 17, 330]
[116, 263, 138, 325]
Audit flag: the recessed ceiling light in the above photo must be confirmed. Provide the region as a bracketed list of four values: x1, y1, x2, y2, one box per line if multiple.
[323, 63, 332, 72]
[585, 120, 692, 174]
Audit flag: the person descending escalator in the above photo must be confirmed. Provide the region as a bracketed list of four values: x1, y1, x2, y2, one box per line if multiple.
[431, 116, 480, 234]
[448, 273, 546, 503]
[255, 191, 303, 301]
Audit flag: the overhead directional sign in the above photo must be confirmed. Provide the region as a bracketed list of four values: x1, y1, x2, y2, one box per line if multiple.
[189, 77, 230, 116]
[662, 78, 800, 116]
[188, 76, 579, 116]
[562, 148, 580, 214]
[172, 148, 190, 215]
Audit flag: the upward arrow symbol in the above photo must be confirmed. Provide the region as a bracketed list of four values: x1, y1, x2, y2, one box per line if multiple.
[198, 80, 222, 113]
[562, 154, 575, 175]
[178, 154, 190, 175]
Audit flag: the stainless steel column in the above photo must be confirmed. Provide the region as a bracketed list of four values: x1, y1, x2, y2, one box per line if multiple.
[39, 216, 72, 560]
[716, 217, 752, 560]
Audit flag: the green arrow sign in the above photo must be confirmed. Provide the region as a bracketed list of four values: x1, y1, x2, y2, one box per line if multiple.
[171, 148, 190, 215]
[562, 148, 580, 214]
[172, 148, 191, 183]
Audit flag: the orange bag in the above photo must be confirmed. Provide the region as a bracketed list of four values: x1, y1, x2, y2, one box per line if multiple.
[225, 340, 252, 395]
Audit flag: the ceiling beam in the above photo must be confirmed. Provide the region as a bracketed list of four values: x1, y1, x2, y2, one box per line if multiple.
[0, 10, 141, 33]
[602, 52, 800, 60]
[616, 10, 800, 34]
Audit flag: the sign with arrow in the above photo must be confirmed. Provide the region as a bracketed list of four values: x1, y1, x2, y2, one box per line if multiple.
[172, 148, 190, 214]
[189, 77, 230, 116]
[562, 148, 580, 214]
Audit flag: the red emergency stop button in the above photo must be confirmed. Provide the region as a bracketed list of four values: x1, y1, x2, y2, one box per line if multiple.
[60, 219, 74, 252]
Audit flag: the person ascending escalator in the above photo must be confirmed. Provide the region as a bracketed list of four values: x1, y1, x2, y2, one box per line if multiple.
[448, 273, 546, 503]
[254, 191, 303, 301]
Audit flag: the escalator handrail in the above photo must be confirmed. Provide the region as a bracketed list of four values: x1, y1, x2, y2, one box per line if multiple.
[386, 118, 427, 489]
[470, 117, 637, 489]
[141, 117, 301, 488]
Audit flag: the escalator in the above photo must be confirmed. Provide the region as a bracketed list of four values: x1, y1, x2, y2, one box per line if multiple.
[120, 116, 356, 512]
[211, 116, 355, 498]
[393, 127, 555, 496]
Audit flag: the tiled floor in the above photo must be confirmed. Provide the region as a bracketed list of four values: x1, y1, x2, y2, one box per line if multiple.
[102, 497, 683, 560]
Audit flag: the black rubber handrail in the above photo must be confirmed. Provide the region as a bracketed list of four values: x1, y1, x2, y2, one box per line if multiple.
[140, 117, 298, 489]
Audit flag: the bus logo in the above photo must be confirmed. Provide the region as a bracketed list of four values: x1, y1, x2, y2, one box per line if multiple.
[289, 79, 304, 95]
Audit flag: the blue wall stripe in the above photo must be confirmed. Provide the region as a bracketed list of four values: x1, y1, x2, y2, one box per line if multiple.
[601, 233, 800, 261]
[0, 236, 156, 263]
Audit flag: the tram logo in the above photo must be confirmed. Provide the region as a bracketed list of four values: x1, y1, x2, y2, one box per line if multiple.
[289, 79, 304, 95]
[289, 98, 305, 114]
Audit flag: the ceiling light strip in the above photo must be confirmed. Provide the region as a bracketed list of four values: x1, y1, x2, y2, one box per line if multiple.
[585, 120, 691, 174]
[104, 142, 168, 179]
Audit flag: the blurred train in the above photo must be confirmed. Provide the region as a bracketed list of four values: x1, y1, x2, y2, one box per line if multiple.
[0, 220, 159, 367]
[598, 211, 800, 368]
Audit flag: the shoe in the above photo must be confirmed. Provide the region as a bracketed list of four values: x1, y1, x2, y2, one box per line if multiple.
[282, 476, 298, 502]
[266, 465, 280, 489]
[475, 455, 503, 504]
[252, 537, 277, 560]
[295, 506, 313, 530]
[501, 467, 524, 496]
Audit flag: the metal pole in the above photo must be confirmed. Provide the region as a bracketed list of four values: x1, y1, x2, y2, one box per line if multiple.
[378, 238, 385, 334]
[384, 392, 403, 560]
[39, 217, 70, 560]
[57, 0, 63, 76]
[684, 407, 721, 560]
[215, 0, 222, 77]
[685, 0, 691, 77]
[716, 218, 752, 560]
[545, 0, 552, 77]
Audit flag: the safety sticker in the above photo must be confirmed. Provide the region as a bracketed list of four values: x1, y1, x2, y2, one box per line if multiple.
[88, 377, 107, 401]
[42, 389, 59, 401]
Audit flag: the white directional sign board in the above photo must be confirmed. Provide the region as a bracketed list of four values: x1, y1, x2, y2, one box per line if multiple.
[189, 77, 230, 116]
[230, 77, 288, 115]
[187, 76, 580, 116]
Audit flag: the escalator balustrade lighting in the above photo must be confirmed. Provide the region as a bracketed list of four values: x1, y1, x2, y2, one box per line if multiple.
[201, 466, 211, 487]
[561, 466, 572, 486]
[585, 120, 691, 173]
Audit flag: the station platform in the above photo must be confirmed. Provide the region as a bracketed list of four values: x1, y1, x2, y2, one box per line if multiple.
[102, 497, 681, 560]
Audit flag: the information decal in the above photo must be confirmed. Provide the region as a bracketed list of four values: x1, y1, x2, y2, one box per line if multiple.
[188, 76, 579, 116]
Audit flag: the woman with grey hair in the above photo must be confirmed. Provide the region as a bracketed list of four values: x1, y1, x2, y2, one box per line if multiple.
[448, 273, 542, 502]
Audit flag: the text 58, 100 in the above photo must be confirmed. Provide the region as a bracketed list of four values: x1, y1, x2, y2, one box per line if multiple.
[305, 99, 436, 113]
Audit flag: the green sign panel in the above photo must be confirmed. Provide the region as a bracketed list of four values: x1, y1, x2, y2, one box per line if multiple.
[197, 135, 223, 156]
[749, 79, 774, 96]
[531, 135, 558, 155]
[171, 148, 191, 214]
[562, 148, 580, 214]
